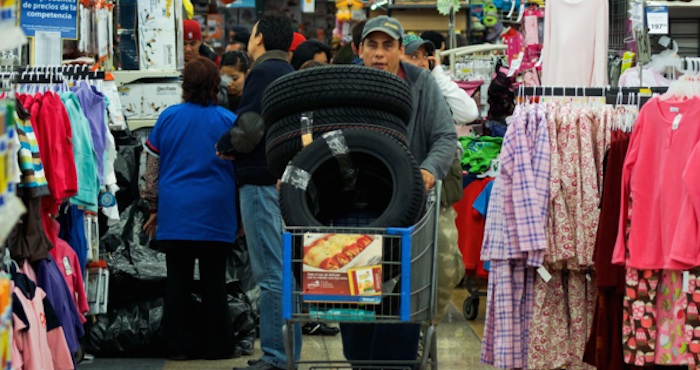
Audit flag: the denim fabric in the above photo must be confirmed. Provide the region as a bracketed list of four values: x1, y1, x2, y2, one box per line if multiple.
[240, 185, 301, 368]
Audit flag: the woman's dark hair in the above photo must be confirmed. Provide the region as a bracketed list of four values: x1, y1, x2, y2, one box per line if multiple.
[299, 60, 325, 70]
[290, 40, 331, 70]
[182, 57, 220, 106]
[351, 19, 367, 50]
[420, 31, 446, 50]
[255, 12, 293, 52]
[221, 50, 250, 73]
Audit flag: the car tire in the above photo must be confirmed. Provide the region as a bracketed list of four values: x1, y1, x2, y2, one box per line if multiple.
[261, 65, 413, 126]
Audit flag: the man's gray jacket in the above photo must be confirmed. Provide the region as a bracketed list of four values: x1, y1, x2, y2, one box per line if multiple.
[401, 61, 458, 181]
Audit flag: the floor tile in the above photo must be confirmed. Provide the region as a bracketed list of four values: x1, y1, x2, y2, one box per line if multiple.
[80, 298, 496, 370]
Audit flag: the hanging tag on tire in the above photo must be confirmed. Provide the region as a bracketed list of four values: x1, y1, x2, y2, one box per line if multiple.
[301, 111, 314, 147]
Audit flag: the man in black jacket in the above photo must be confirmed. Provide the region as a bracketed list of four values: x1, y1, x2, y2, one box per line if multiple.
[216, 12, 301, 370]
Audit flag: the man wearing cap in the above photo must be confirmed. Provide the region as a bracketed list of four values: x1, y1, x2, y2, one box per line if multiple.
[402, 32, 479, 331]
[402, 33, 479, 125]
[183, 19, 220, 66]
[339, 15, 458, 368]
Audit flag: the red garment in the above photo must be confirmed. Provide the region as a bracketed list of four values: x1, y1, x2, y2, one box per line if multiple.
[612, 96, 700, 269]
[48, 220, 88, 322]
[594, 132, 630, 289]
[18, 92, 78, 216]
[453, 178, 492, 277]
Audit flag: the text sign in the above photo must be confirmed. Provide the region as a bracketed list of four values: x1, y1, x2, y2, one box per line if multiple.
[20, 0, 78, 39]
[646, 6, 669, 35]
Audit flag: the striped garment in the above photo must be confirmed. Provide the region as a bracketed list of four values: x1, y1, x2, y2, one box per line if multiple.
[14, 113, 50, 198]
[480, 103, 551, 369]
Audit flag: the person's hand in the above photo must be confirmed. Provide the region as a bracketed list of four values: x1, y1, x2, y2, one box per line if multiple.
[144, 212, 157, 238]
[217, 151, 236, 160]
[421, 169, 435, 191]
[427, 54, 440, 70]
[215, 144, 236, 160]
[276, 179, 281, 192]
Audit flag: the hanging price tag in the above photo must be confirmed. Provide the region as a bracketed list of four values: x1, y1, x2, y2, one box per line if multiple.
[537, 266, 552, 283]
[646, 6, 669, 35]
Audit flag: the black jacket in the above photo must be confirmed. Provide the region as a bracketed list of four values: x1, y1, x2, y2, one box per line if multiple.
[228, 50, 294, 186]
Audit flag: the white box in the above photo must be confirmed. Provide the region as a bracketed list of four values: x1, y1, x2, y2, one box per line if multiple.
[141, 83, 182, 118]
[137, 0, 175, 29]
[139, 27, 176, 70]
[118, 84, 144, 118]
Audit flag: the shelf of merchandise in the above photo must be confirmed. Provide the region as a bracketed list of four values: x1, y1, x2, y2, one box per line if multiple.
[111, 70, 181, 87]
[647, 0, 700, 7]
[126, 118, 157, 131]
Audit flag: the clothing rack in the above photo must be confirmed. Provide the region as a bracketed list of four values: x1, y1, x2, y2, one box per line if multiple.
[522, 86, 669, 106]
[681, 57, 700, 73]
[0, 65, 105, 85]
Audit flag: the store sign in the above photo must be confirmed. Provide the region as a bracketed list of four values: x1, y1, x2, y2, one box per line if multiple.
[19, 0, 78, 39]
[302, 0, 314, 14]
[646, 5, 668, 35]
[0, 0, 17, 29]
[301, 233, 383, 304]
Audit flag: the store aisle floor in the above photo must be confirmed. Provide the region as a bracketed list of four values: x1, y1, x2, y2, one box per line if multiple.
[78, 291, 494, 370]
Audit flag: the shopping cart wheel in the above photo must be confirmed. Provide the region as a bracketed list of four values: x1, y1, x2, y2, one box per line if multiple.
[463, 296, 479, 321]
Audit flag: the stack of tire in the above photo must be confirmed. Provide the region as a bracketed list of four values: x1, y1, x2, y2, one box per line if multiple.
[262, 65, 426, 228]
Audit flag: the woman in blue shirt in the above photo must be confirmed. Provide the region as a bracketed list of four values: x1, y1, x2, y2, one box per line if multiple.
[142, 57, 239, 360]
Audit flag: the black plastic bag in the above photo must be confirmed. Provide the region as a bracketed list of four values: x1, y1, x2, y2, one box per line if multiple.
[81, 298, 167, 357]
[226, 235, 260, 312]
[189, 287, 257, 354]
[102, 198, 167, 302]
[113, 137, 143, 214]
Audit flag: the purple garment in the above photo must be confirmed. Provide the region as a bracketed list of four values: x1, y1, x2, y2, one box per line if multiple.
[481, 260, 535, 368]
[33, 257, 85, 354]
[480, 103, 550, 368]
[73, 82, 107, 185]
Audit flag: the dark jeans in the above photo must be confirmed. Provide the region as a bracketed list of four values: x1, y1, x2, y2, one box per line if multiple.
[162, 240, 232, 357]
[340, 323, 421, 370]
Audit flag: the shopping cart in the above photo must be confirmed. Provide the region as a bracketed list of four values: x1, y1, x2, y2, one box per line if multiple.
[281, 184, 442, 370]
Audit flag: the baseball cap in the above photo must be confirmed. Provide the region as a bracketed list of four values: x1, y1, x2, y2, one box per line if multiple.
[183, 19, 202, 41]
[290, 32, 307, 52]
[402, 34, 435, 55]
[361, 16, 404, 41]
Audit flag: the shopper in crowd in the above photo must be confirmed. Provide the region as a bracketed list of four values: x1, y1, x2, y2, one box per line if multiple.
[235, 31, 252, 48]
[420, 30, 446, 53]
[215, 11, 301, 370]
[183, 19, 220, 66]
[218, 50, 250, 113]
[288, 31, 307, 61]
[401, 33, 479, 125]
[290, 40, 331, 70]
[340, 15, 458, 369]
[350, 19, 367, 65]
[142, 57, 239, 360]
[332, 43, 355, 64]
[299, 60, 326, 69]
[401, 32, 477, 325]
[226, 41, 247, 52]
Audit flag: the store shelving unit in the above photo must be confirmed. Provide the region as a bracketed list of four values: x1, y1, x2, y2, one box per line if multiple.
[112, 70, 181, 131]
[111, 70, 181, 87]
[646, 0, 700, 57]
